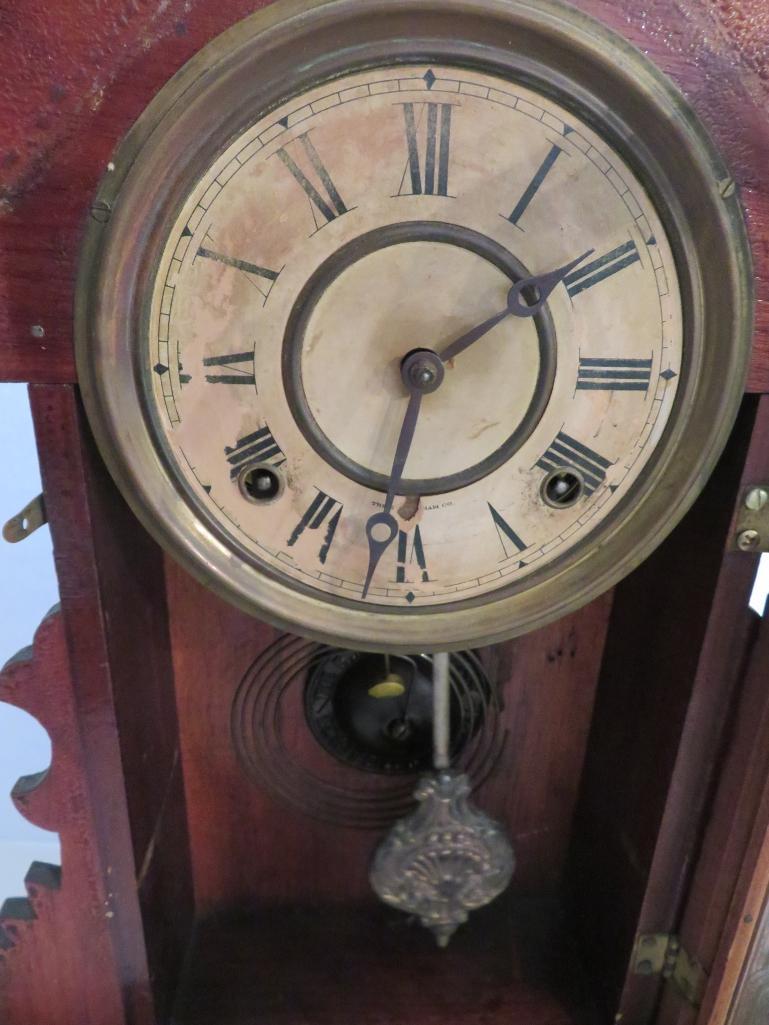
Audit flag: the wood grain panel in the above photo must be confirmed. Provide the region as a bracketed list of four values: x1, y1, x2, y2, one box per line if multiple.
[654, 400, 769, 1025]
[19, 384, 195, 1024]
[173, 896, 601, 1025]
[166, 558, 611, 913]
[567, 395, 764, 1022]
[0, 0, 767, 388]
[656, 608, 769, 1025]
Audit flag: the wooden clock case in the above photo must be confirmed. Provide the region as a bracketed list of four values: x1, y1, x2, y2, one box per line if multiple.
[1, 2, 769, 1024]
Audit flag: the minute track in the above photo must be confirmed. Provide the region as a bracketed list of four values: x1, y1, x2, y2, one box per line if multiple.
[145, 62, 682, 614]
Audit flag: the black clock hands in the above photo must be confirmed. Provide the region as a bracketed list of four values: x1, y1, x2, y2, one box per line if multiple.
[362, 350, 444, 599]
[440, 249, 594, 362]
[362, 249, 593, 599]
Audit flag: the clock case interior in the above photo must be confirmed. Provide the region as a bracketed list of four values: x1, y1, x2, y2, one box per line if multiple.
[2, 2, 768, 1025]
[5, 387, 768, 1025]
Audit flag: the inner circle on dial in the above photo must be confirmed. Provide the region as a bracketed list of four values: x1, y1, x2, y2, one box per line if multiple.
[282, 222, 556, 495]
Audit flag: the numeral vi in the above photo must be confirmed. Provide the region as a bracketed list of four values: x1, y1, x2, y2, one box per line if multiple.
[396, 526, 429, 583]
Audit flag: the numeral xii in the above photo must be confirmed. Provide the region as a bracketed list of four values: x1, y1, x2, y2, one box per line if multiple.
[399, 102, 453, 197]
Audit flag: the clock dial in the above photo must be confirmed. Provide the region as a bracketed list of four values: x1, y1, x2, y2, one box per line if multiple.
[78, 0, 751, 649]
[146, 64, 682, 608]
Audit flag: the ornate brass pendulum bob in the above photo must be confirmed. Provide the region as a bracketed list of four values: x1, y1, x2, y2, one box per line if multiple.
[369, 652, 515, 946]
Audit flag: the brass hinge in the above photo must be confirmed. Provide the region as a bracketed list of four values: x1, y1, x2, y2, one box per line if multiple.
[631, 933, 708, 1008]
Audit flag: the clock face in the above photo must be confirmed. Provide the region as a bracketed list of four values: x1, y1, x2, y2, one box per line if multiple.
[78, 0, 750, 649]
[146, 64, 682, 610]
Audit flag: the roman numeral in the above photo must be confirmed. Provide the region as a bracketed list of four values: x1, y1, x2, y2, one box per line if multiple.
[197, 246, 281, 299]
[276, 133, 349, 230]
[287, 490, 343, 564]
[564, 240, 640, 298]
[577, 356, 653, 392]
[488, 503, 527, 560]
[203, 351, 255, 386]
[536, 432, 612, 496]
[399, 102, 453, 197]
[225, 426, 285, 478]
[505, 142, 564, 226]
[396, 526, 429, 583]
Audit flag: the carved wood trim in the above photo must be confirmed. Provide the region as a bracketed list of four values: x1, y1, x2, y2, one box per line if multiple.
[0, 608, 130, 1025]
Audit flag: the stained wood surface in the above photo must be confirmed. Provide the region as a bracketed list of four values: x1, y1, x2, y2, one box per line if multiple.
[0, 384, 196, 1025]
[166, 556, 612, 913]
[0, 609, 127, 1025]
[567, 395, 765, 1022]
[58, 389, 196, 1022]
[173, 895, 600, 1025]
[0, 0, 768, 389]
[654, 399, 769, 1025]
[663, 608, 769, 1025]
[2, 3, 769, 1023]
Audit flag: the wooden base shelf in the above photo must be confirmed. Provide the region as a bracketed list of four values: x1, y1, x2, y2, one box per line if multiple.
[173, 896, 601, 1025]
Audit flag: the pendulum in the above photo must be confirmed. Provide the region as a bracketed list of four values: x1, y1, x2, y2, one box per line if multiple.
[369, 652, 515, 946]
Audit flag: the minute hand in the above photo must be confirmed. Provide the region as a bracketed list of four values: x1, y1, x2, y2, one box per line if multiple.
[361, 349, 444, 599]
[440, 249, 594, 362]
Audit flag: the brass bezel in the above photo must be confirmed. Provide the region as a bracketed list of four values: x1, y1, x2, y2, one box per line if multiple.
[75, 0, 753, 652]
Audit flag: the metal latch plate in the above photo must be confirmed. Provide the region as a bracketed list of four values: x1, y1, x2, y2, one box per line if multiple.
[3, 494, 47, 543]
[732, 484, 769, 552]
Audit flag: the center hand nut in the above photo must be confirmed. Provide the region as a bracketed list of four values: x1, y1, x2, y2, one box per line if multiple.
[401, 348, 445, 394]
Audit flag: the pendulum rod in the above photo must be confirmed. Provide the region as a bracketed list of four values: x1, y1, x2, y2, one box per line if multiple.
[432, 651, 451, 770]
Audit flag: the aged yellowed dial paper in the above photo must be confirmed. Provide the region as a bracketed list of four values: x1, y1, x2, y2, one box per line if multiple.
[147, 64, 682, 608]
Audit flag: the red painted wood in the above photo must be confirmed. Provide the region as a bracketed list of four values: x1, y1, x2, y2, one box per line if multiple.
[0, 609, 128, 1025]
[0, 0, 767, 387]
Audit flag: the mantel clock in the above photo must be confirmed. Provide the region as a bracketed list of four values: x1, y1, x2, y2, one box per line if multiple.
[76, 0, 751, 651]
[2, 0, 767, 1023]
